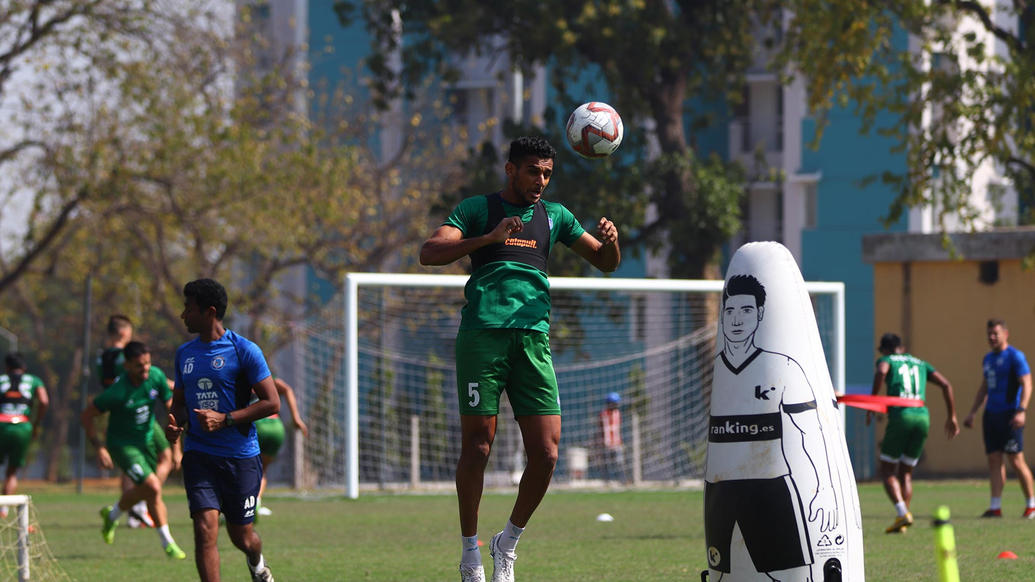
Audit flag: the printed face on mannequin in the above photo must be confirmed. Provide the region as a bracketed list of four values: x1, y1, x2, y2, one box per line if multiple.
[722, 294, 763, 344]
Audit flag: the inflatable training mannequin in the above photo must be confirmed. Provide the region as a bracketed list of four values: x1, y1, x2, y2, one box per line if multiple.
[703, 242, 864, 582]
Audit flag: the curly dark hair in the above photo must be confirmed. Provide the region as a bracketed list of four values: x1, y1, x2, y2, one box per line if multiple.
[507, 136, 556, 164]
[4, 352, 25, 371]
[184, 278, 229, 320]
[122, 340, 150, 361]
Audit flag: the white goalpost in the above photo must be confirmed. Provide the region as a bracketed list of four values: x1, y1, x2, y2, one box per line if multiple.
[0, 494, 71, 582]
[295, 273, 843, 500]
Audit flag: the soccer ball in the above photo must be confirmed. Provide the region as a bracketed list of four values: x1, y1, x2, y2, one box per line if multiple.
[565, 101, 624, 159]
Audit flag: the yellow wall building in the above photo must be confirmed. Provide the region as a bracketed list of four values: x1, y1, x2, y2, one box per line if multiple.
[863, 230, 1035, 476]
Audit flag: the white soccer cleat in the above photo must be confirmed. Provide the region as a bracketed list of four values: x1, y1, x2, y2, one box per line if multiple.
[489, 532, 516, 582]
[250, 564, 274, 582]
[459, 563, 486, 582]
[257, 506, 273, 516]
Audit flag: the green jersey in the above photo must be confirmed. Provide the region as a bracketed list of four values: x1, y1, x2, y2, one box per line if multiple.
[444, 194, 585, 331]
[879, 353, 935, 418]
[0, 373, 44, 424]
[93, 366, 172, 447]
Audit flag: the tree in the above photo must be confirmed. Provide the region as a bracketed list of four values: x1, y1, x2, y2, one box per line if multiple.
[779, 1, 1035, 229]
[0, 1, 161, 295]
[334, 0, 766, 278]
[0, 1, 473, 481]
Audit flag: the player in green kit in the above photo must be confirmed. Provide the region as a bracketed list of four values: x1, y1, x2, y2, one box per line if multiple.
[254, 377, 308, 518]
[81, 341, 186, 559]
[0, 353, 49, 515]
[97, 314, 179, 528]
[421, 136, 620, 582]
[870, 333, 959, 533]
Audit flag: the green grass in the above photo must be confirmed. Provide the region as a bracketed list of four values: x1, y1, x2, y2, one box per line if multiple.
[19, 479, 1035, 580]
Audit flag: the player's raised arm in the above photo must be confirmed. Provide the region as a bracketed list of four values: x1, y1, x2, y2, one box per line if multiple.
[420, 219, 523, 266]
[570, 217, 621, 272]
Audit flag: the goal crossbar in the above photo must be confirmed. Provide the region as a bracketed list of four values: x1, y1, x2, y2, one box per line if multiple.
[343, 273, 845, 499]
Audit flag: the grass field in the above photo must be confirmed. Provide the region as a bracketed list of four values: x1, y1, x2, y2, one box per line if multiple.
[17, 479, 1035, 580]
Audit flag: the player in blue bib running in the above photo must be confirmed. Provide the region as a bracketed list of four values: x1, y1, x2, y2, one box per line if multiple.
[963, 318, 1035, 518]
[166, 278, 279, 582]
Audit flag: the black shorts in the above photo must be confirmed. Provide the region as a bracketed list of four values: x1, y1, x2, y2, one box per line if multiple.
[983, 410, 1025, 454]
[182, 450, 263, 524]
[705, 476, 812, 573]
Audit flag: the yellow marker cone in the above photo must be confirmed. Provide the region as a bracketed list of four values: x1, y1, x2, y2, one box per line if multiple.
[933, 506, 960, 582]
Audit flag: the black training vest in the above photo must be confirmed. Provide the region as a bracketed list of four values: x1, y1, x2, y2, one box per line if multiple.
[469, 192, 551, 273]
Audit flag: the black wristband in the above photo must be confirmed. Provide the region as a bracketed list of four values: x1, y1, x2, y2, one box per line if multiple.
[1018, 407, 1026, 413]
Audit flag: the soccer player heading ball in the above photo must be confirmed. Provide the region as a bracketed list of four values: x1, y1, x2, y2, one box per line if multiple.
[421, 136, 620, 582]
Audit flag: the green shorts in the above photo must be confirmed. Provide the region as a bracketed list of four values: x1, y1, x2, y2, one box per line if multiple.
[455, 329, 560, 416]
[0, 422, 33, 469]
[109, 441, 159, 485]
[879, 410, 930, 465]
[256, 417, 286, 457]
[151, 419, 170, 453]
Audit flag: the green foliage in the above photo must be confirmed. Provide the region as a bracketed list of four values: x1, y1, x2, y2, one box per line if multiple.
[779, 1, 1035, 229]
[335, 0, 760, 278]
[0, 1, 474, 482]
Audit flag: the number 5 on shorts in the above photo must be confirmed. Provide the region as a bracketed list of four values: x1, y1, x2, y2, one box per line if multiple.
[467, 382, 480, 407]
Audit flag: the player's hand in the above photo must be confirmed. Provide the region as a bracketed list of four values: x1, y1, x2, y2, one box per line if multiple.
[488, 216, 523, 242]
[194, 408, 228, 432]
[945, 417, 960, 439]
[1011, 410, 1026, 429]
[96, 447, 114, 470]
[595, 217, 618, 246]
[963, 413, 975, 429]
[295, 418, 309, 437]
[166, 413, 184, 443]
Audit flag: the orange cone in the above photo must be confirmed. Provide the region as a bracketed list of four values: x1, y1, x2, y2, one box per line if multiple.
[998, 551, 1018, 559]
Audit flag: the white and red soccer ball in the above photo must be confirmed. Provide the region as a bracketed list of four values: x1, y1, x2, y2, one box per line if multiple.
[565, 101, 623, 159]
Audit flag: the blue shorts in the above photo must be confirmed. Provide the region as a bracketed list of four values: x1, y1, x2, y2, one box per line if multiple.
[983, 410, 1025, 454]
[182, 450, 263, 524]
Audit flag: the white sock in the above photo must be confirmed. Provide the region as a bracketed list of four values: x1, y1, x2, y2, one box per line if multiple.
[249, 554, 266, 573]
[109, 505, 123, 522]
[990, 496, 1002, 510]
[157, 524, 174, 547]
[498, 520, 524, 554]
[1027, 498, 1035, 509]
[460, 535, 481, 565]
[894, 501, 908, 517]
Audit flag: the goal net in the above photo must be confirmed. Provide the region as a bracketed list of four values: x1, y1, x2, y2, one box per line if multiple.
[295, 274, 843, 498]
[0, 495, 72, 582]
